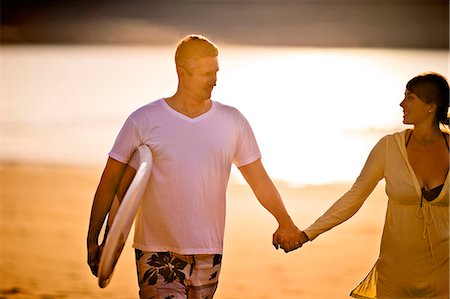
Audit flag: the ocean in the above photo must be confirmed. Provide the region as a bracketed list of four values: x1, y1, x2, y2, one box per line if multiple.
[1, 45, 448, 185]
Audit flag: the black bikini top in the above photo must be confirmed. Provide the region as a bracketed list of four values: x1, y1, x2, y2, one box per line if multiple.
[405, 130, 450, 149]
[422, 185, 444, 201]
[405, 130, 449, 203]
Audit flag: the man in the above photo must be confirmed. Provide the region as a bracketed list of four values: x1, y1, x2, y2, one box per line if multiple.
[87, 34, 303, 299]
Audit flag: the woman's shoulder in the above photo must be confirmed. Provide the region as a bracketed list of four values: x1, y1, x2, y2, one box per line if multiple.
[371, 129, 409, 151]
[383, 129, 412, 142]
[376, 129, 406, 142]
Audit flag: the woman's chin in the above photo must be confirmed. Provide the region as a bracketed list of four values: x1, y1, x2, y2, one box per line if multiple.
[402, 117, 411, 125]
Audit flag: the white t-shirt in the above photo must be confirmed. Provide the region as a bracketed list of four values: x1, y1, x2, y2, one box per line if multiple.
[109, 99, 261, 254]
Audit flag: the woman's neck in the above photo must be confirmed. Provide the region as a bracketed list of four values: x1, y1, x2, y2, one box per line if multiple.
[411, 123, 442, 145]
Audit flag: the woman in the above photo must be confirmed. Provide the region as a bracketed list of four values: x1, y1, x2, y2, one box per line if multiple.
[301, 72, 449, 298]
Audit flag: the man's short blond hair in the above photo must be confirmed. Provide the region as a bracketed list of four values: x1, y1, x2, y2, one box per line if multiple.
[175, 34, 219, 72]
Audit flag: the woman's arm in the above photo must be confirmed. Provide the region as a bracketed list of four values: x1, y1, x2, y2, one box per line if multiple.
[304, 136, 387, 241]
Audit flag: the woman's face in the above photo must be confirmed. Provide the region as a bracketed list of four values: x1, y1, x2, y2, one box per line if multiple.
[400, 90, 434, 125]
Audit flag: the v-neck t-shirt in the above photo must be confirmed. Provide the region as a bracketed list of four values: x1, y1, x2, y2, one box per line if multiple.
[109, 99, 261, 254]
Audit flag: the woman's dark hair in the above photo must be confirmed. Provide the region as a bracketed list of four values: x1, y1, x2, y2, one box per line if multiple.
[406, 72, 449, 126]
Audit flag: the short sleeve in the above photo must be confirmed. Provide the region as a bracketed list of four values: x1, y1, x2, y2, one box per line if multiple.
[233, 112, 262, 167]
[108, 115, 142, 168]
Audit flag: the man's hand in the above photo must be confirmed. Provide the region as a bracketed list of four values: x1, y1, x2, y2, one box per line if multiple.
[86, 157, 131, 277]
[238, 160, 309, 253]
[273, 224, 309, 253]
[87, 242, 101, 277]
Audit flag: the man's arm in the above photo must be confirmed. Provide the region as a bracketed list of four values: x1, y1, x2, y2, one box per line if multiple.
[238, 159, 303, 252]
[86, 157, 129, 276]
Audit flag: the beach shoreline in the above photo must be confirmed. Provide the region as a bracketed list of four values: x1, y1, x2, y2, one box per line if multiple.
[0, 163, 387, 299]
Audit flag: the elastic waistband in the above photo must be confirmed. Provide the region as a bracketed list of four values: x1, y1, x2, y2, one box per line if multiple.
[136, 249, 221, 263]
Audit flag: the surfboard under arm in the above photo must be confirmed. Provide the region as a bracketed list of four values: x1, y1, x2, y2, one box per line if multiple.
[97, 145, 153, 288]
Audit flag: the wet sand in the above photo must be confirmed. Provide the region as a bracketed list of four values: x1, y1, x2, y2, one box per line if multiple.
[0, 164, 387, 299]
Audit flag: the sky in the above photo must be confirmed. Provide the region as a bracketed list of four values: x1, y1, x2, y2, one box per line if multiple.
[1, 0, 449, 48]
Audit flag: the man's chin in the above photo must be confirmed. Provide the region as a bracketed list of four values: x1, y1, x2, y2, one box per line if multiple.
[203, 91, 212, 100]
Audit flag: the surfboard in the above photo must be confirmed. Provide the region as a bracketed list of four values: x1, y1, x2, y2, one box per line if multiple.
[98, 144, 153, 288]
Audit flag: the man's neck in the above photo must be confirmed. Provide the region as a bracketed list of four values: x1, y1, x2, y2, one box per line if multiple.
[165, 94, 212, 118]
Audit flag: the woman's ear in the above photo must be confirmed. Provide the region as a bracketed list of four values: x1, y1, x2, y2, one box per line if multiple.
[428, 103, 437, 114]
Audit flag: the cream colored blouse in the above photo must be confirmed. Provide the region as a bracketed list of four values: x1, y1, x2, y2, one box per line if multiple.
[304, 130, 449, 298]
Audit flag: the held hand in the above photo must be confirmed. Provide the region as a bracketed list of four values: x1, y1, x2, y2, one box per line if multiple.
[272, 222, 305, 253]
[295, 231, 310, 250]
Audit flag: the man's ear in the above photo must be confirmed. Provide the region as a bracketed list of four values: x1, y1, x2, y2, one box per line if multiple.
[176, 66, 187, 81]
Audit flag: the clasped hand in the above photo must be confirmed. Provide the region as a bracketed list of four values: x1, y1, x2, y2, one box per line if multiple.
[272, 224, 309, 253]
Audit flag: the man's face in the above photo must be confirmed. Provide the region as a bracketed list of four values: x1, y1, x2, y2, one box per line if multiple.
[182, 56, 219, 102]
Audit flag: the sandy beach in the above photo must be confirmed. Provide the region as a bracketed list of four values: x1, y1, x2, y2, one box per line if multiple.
[0, 163, 388, 299]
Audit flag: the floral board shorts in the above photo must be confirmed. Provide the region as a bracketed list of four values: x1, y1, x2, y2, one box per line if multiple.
[135, 250, 223, 299]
